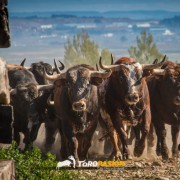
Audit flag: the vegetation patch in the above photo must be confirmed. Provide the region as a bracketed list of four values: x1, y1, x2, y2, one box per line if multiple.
[0, 142, 81, 180]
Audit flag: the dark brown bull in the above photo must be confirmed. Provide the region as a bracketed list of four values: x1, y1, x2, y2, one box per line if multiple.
[98, 55, 166, 160]
[44, 62, 111, 165]
[147, 61, 180, 159]
[8, 66, 53, 149]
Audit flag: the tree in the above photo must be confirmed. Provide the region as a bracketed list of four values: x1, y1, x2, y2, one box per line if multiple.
[64, 31, 99, 67]
[64, 31, 112, 68]
[128, 30, 165, 63]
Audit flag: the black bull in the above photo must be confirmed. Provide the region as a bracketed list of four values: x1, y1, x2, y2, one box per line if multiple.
[44, 63, 111, 164]
[8, 67, 53, 149]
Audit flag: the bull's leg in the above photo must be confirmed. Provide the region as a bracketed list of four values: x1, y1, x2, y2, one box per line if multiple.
[14, 129, 20, 146]
[30, 123, 41, 143]
[171, 125, 180, 157]
[99, 115, 122, 160]
[44, 121, 57, 152]
[70, 136, 79, 165]
[147, 123, 156, 154]
[116, 125, 130, 160]
[134, 109, 150, 157]
[23, 128, 32, 150]
[127, 126, 135, 145]
[154, 123, 169, 160]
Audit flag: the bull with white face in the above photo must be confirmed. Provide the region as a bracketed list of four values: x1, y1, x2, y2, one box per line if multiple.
[98, 55, 166, 160]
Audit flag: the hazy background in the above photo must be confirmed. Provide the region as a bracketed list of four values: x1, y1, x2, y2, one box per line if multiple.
[1, 0, 180, 65]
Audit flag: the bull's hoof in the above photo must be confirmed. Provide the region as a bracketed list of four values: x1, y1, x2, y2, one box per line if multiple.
[161, 148, 169, 160]
[122, 153, 132, 160]
[172, 149, 179, 158]
[156, 147, 161, 156]
[134, 145, 145, 157]
[109, 151, 122, 160]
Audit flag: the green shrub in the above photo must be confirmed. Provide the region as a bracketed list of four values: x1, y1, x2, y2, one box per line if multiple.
[0, 142, 80, 180]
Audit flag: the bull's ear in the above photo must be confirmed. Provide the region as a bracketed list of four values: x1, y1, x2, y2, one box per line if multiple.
[90, 77, 103, 86]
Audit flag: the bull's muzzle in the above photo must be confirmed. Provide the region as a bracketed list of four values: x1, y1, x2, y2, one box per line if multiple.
[72, 100, 86, 112]
[125, 93, 139, 105]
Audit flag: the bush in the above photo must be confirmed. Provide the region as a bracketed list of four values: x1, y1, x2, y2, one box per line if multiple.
[0, 142, 81, 179]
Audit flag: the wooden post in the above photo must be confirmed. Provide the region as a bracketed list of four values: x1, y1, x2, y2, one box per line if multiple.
[0, 105, 14, 144]
[0, 160, 15, 180]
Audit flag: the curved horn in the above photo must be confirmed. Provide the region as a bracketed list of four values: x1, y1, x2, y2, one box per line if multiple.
[37, 84, 54, 91]
[47, 96, 54, 106]
[54, 59, 61, 74]
[53, 59, 65, 74]
[10, 88, 17, 95]
[99, 56, 128, 72]
[20, 58, 26, 66]
[152, 69, 165, 76]
[99, 56, 120, 70]
[91, 69, 112, 79]
[111, 54, 114, 65]
[142, 55, 166, 70]
[58, 60, 65, 71]
[96, 63, 99, 71]
[152, 59, 158, 64]
[43, 67, 61, 80]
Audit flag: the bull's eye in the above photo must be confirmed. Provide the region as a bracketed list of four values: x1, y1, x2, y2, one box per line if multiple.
[119, 76, 124, 83]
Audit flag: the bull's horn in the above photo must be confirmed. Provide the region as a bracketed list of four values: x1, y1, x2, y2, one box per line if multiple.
[99, 56, 128, 72]
[43, 67, 60, 80]
[99, 56, 119, 70]
[152, 69, 165, 76]
[53, 59, 65, 74]
[96, 63, 99, 71]
[58, 60, 65, 71]
[142, 55, 166, 70]
[10, 88, 17, 95]
[152, 59, 158, 64]
[20, 58, 26, 66]
[47, 96, 54, 105]
[111, 54, 114, 65]
[54, 59, 61, 74]
[91, 69, 112, 78]
[37, 84, 54, 91]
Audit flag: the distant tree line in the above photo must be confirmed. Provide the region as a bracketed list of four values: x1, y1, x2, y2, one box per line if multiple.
[160, 15, 180, 28]
[63, 30, 164, 66]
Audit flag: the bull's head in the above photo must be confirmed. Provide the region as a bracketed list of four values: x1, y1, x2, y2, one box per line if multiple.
[44, 60, 111, 112]
[10, 83, 54, 132]
[99, 55, 166, 105]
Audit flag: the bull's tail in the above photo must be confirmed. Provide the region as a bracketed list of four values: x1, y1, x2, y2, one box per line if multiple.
[178, 144, 180, 151]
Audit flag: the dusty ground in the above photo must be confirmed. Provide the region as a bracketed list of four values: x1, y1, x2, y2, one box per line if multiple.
[20, 124, 180, 179]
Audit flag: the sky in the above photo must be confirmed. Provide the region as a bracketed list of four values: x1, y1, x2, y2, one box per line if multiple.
[9, 0, 180, 13]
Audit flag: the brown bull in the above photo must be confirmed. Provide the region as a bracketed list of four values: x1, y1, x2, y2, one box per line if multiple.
[147, 61, 180, 159]
[44, 62, 111, 165]
[98, 55, 166, 160]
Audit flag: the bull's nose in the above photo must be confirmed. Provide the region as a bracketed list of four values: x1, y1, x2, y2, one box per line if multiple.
[72, 101, 86, 111]
[128, 94, 139, 101]
[125, 93, 139, 105]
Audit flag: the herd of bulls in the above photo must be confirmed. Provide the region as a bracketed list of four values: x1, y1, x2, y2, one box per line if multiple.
[0, 55, 179, 167]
